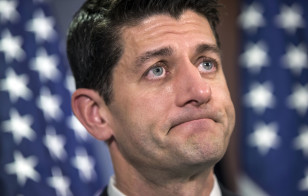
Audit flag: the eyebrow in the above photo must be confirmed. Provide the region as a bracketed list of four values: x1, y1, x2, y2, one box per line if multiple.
[135, 46, 173, 67]
[196, 43, 221, 57]
[134, 43, 221, 67]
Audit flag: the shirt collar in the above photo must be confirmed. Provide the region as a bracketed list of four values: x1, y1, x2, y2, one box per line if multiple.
[211, 175, 222, 196]
[107, 175, 222, 196]
[108, 176, 125, 196]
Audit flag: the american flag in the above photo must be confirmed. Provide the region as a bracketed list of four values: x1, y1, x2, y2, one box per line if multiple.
[0, 0, 105, 195]
[238, 0, 308, 196]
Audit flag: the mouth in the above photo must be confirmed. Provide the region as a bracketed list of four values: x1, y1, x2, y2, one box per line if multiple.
[168, 112, 220, 134]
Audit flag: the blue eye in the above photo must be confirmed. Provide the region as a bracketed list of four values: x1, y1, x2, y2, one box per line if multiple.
[198, 59, 216, 73]
[152, 67, 164, 76]
[145, 66, 166, 80]
[201, 61, 213, 70]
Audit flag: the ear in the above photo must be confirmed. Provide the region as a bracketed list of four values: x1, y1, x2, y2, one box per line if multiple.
[71, 88, 113, 141]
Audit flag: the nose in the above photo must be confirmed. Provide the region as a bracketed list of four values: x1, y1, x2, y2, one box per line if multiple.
[174, 61, 212, 107]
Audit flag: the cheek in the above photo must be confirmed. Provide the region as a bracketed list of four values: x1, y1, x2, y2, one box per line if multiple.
[212, 83, 235, 126]
[213, 79, 233, 107]
[110, 88, 168, 138]
[129, 84, 174, 116]
[220, 86, 235, 125]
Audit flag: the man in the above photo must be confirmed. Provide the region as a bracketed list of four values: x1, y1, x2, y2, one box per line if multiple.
[67, 0, 236, 195]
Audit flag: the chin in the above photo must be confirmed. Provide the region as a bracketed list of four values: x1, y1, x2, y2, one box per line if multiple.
[177, 139, 228, 168]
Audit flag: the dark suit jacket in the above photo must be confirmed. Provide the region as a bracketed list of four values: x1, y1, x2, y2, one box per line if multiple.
[219, 183, 239, 196]
[100, 183, 239, 196]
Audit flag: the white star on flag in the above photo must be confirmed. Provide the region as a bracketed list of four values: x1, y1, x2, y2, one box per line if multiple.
[2, 109, 36, 144]
[71, 148, 96, 182]
[0, 0, 104, 194]
[5, 151, 40, 186]
[299, 168, 308, 191]
[43, 126, 67, 161]
[248, 122, 280, 155]
[239, 0, 308, 195]
[240, 41, 269, 73]
[65, 73, 76, 95]
[0, 0, 19, 23]
[47, 167, 72, 196]
[25, 9, 57, 42]
[287, 84, 308, 116]
[0, 29, 25, 63]
[0, 68, 33, 103]
[244, 82, 275, 114]
[36, 87, 63, 121]
[238, 2, 265, 33]
[30, 48, 60, 82]
[282, 43, 308, 75]
[67, 115, 89, 141]
[294, 126, 308, 158]
[276, 4, 305, 34]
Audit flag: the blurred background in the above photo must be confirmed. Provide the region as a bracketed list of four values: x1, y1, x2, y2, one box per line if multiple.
[0, 0, 307, 195]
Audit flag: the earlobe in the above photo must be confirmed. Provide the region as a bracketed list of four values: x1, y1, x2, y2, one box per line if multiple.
[71, 89, 113, 141]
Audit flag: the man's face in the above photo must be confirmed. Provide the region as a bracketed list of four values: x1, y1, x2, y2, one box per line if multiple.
[106, 10, 235, 173]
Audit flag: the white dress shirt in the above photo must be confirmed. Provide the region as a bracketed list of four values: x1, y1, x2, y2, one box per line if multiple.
[107, 175, 222, 196]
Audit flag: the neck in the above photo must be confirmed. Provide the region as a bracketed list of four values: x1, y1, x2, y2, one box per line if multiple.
[109, 141, 215, 196]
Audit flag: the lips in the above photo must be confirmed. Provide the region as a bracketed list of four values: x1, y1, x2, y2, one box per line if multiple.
[168, 109, 222, 133]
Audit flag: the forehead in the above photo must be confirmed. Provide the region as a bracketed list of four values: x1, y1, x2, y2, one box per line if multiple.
[119, 10, 217, 54]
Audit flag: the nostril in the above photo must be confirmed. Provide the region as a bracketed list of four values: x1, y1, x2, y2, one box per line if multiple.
[184, 99, 203, 106]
